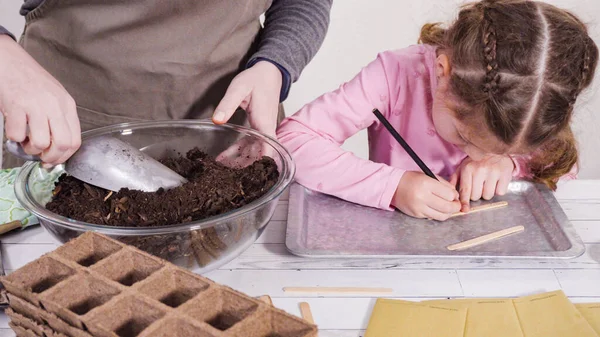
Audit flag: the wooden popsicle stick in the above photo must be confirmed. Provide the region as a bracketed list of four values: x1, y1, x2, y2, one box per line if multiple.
[283, 287, 393, 294]
[258, 295, 273, 305]
[449, 201, 509, 218]
[0, 221, 22, 236]
[299, 302, 315, 324]
[447, 225, 525, 251]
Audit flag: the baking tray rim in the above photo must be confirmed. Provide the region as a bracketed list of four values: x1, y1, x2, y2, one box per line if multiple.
[284, 182, 586, 260]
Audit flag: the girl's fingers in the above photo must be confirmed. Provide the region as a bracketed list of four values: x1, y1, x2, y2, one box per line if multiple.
[428, 194, 462, 215]
[422, 204, 456, 222]
[482, 176, 498, 200]
[458, 167, 473, 211]
[470, 170, 485, 201]
[436, 174, 459, 197]
[496, 174, 511, 196]
[431, 176, 459, 201]
[449, 172, 459, 189]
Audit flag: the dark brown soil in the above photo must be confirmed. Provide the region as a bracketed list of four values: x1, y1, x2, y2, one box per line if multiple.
[45, 148, 280, 266]
[46, 148, 279, 227]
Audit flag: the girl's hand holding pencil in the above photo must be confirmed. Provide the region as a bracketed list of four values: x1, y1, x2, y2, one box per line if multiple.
[392, 172, 461, 221]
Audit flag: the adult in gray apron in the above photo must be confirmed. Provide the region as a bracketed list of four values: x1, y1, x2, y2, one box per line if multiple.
[0, 0, 332, 168]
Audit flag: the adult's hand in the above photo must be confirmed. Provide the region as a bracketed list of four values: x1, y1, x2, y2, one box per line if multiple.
[0, 35, 81, 166]
[212, 60, 282, 137]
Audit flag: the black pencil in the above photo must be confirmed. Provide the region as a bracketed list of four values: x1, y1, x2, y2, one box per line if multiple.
[372, 108, 438, 181]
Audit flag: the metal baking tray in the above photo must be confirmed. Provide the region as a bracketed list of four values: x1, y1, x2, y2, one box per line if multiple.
[285, 181, 585, 259]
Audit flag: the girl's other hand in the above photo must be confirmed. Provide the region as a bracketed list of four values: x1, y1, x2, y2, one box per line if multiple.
[450, 155, 515, 213]
[392, 171, 461, 221]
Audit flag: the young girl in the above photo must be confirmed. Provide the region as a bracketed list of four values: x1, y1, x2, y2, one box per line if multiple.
[276, 0, 598, 221]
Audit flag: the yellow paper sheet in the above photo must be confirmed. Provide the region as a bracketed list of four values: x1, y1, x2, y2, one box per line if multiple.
[364, 299, 466, 337]
[425, 298, 524, 337]
[577, 303, 600, 334]
[513, 290, 598, 337]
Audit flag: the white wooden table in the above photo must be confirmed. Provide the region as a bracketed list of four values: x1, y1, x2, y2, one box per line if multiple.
[1, 180, 599, 337]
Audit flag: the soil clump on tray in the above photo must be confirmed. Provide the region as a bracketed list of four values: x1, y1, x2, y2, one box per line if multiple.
[45, 148, 279, 265]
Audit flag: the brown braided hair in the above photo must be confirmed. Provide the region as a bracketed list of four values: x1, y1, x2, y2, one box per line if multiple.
[481, 5, 500, 94]
[419, 0, 599, 189]
[569, 36, 594, 109]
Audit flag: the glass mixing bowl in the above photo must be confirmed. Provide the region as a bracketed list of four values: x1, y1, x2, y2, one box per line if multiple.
[14, 120, 294, 274]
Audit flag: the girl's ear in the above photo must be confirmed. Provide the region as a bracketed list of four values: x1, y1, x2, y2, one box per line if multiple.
[436, 54, 451, 79]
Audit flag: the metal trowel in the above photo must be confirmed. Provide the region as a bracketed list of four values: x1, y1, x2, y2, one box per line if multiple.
[6, 136, 188, 192]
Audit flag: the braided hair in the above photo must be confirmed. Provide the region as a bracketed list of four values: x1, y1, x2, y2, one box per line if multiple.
[481, 5, 500, 94]
[418, 0, 599, 189]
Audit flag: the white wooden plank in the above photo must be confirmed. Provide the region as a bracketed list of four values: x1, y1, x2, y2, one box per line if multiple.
[256, 220, 286, 244]
[0, 329, 14, 337]
[457, 269, 561, 297]
[270, 297, 407, 330]
[4, 241, 599, 273]
[0, 226, 56, 244]
[280, 187, 290, 201]
[318, 331, 364, 337]
[272, 202, 288, 221]
[222, 243, 600, 270]
[555, 269, 600, 297]
[205, 269, 462, 298]
[559, 200, 600, 220]
[572, 221, 600, 244]
[570, 297, 600, 303]
[554, 180, 600, 200]
[0, 314, 9, 331]
[2, 243, 58, 270]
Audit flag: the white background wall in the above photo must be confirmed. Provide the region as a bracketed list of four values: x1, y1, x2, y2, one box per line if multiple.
[1, 0, 599, 177]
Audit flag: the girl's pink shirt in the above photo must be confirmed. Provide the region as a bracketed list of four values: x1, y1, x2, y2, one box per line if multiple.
[276, 45, 575, 211]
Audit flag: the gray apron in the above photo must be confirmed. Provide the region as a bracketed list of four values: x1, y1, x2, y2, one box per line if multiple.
[3, 0, 284, 168]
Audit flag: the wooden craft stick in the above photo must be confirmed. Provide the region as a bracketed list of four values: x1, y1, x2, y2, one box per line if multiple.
[449, 201, 509, 218]
[0, 221, 22, 236]
[299, 302, 315, 324]
[258, 295, 273, 305]
[283, 287, 393, 294]
[447, 225, 525, 251]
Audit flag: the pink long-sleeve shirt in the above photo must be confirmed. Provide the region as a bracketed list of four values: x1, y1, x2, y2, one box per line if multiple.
[277, 44, 572, 211]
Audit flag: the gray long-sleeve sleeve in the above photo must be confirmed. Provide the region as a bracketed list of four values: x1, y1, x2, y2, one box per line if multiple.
[249, 0, 332, 83]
